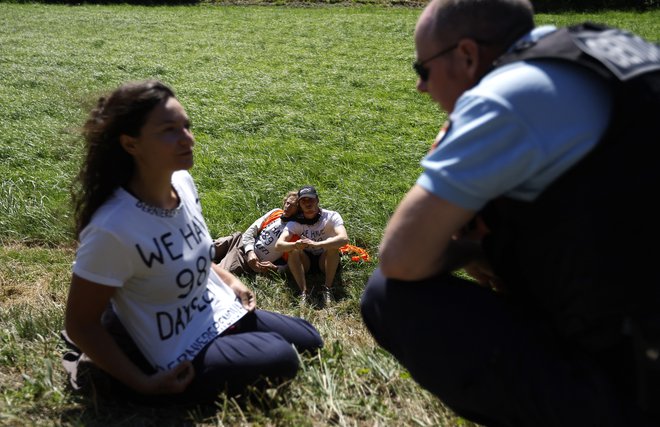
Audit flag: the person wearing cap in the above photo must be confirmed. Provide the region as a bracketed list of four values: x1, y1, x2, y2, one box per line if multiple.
[275, 186, 349, 305]
[213, 191, 299, 275]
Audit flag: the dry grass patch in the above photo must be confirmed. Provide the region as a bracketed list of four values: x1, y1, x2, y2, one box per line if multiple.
[0, 244, 73, 308]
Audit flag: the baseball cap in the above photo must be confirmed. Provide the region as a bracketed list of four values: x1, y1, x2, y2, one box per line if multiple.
[298, 186, 318, 199]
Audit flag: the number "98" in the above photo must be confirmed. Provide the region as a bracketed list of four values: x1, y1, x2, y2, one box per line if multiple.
[176, 256, 208, 299]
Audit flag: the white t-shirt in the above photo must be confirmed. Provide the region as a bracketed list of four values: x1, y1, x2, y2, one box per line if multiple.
[73, 171, 247, 371]
[284, 209, 344, 256]
[241, 208, 288, 262]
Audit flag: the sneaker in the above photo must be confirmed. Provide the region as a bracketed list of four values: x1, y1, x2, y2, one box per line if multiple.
[323, 286, 334, 305]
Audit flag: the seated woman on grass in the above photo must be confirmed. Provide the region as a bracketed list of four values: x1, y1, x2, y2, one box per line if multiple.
[63, 80, 323, 403]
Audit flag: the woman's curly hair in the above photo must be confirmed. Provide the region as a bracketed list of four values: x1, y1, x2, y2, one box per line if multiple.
[73, 80, 175, 238]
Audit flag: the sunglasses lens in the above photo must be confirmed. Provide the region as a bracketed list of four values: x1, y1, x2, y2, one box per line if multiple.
[413, 62, 429, 81]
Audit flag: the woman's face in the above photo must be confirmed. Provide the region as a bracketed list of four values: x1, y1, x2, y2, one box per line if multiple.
[123, 97, 195, 175]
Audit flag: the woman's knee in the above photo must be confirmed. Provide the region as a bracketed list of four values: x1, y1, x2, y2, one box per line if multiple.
[294, 319, 324, 353]
[199, 332, 301, 383]
[251, 310, 323, 353]
[247, 331, 301, 378]
[263, 336, 300, 378]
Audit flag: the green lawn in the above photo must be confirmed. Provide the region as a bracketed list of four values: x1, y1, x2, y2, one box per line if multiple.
[1, 3, 658, 426]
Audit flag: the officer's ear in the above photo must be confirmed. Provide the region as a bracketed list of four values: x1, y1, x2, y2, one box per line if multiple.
[455, 38, 483, 81]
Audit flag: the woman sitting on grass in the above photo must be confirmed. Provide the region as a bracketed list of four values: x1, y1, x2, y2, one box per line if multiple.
[63, 80, 323, 403]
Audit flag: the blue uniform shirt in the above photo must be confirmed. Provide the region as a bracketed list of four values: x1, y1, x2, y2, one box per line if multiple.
[417, 26, 613, 211]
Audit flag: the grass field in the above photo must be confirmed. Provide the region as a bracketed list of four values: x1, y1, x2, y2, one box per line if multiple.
[1, 3, 659, 426]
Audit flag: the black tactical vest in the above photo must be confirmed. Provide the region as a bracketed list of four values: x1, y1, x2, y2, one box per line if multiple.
[480, 23, 660, 350]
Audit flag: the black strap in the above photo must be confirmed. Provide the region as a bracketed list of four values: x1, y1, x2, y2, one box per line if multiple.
[495, 22, 660, 82]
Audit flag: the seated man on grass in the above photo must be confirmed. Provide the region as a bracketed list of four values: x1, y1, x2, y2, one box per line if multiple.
[275, 186, 349, 305]
[213, 190, 299, 275]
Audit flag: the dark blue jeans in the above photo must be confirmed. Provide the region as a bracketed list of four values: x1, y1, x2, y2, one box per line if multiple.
[360, 268, 653, 427]
[66, 308, 323, 405]
[186, 310, 323, 400]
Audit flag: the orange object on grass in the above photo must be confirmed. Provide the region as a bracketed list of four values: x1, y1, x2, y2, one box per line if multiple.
[340, 244, 371, 262]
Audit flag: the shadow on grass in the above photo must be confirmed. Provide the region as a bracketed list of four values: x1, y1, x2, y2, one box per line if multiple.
[60, 380, 297, 426]
[280, 264, 348, 309]
[61, 397, 214, 426]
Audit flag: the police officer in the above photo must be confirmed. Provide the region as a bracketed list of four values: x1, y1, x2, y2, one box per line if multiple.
[361, 0, 660, 425]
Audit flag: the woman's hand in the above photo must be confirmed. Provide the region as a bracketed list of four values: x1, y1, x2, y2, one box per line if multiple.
[233, 281, 256, 311]
[212, 263, 257, 311]
[137, 360, 195, 395]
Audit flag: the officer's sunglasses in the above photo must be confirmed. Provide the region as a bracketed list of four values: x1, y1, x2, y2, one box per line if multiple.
[413, 43, 458, 82]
